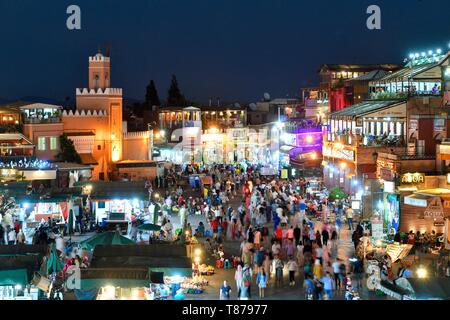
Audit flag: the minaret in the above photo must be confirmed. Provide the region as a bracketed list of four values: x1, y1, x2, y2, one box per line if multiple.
[75, 50, 123, 164]
[89, 52, 111, 90]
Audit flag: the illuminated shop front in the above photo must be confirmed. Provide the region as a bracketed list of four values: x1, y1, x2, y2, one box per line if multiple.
[402, 186, 450, 234]
[92, 198, 144, 224]
[0, 268, 39, 300]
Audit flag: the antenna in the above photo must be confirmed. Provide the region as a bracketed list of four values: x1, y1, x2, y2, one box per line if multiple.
[105, 43, 112, 57]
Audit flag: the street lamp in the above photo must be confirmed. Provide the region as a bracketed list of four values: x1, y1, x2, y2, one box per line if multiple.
[416, 266, 428, 278]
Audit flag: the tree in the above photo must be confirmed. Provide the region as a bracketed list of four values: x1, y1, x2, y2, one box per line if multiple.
[329, 187, 347, 201]
[167, 75, 187, 106]
[145, 80, 161, 109]
[58, 134, 81, 163]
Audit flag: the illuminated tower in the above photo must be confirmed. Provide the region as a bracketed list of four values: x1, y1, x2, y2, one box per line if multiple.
[75, 51, 123, 173]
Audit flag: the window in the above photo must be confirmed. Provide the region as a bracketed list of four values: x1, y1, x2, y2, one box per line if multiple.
[97, 145, 101, 151]
[38, 137, 46, 151]
[50, 137, 58, 150]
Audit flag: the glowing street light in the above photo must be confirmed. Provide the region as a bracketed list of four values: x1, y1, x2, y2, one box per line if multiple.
[340, 162, 347, 170]
[417, 266, 428, 278]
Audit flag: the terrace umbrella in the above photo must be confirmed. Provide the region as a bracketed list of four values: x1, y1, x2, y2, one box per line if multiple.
[68, 209, 74, 236]
[79, 231, 136, 251]
[46, 244, 64, 275]
[137, 223, 161, 232]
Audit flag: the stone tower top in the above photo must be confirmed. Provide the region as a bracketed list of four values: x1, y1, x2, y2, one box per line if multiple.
[88, 51, 111, 90]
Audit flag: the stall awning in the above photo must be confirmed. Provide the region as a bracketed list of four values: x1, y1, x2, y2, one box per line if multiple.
[79, 153, 98, 166]
[148, 267, 192, 277]
[0, 269, 28, 286]
[280, 146, 295, 153]
[377, 280, 409, 300]
[330, 100, 405, 118]
[80, 279, 149, 290]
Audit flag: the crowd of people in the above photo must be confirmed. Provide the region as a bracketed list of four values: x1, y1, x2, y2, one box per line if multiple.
[147, 162, 367, 300]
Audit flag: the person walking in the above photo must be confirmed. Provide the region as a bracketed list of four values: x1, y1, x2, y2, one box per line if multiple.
[235, 265, 243, 298]
[332, 259, 342, 290]
[287, 256, 298, 286]
[242, 264, 253, 299]
[273, 255, 284, 287]
[256, 268, 267, 299]
[313, 259, 323, 279]
[293, 224, 301, 246]
[263, 254, 272, 283]
[303, 275, 315, 300]
[322, 228, 329, 247]
[0, 225, 5, 245]
[7, 227, 16, 245]
[346, 207, 354, 231]
[321, 272, 334, 300]
[17, 229, 25, 244]
[219, 280, 232, 300]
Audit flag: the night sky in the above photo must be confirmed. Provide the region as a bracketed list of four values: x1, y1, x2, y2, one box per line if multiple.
[0, 0, 449, 105]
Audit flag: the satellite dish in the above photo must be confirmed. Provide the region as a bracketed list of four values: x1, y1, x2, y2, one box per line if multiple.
[263, 92, 271, 101]
[234, 103, 241, 108]
[249, 103, 257, 111]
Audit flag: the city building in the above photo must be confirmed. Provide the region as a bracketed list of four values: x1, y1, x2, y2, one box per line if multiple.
[0, 52, 156, 182]
[324, 48, 450, 235]
[319, 64, 400, 112]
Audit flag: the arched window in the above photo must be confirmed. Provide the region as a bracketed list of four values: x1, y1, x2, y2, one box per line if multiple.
[94, 75, 100, 89]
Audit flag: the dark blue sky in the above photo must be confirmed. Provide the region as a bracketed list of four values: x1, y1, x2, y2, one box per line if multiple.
[0, 0, 449, 104]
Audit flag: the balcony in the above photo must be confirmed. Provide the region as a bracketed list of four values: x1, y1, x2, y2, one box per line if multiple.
[369, 90, 443, 101]
[379, 151, 435, 161]
[23, 116, 61, 124]
[0, 155, 35, 164]
[327, 132, 406, 148]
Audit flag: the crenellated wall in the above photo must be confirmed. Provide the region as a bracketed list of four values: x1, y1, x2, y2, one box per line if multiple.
[76, 88, 122, 96]
[62, 109, 108, 117]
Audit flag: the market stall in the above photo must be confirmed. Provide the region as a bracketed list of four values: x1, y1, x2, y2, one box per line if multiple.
[378, 277, 450, 300]
[0, 245, 48, 300]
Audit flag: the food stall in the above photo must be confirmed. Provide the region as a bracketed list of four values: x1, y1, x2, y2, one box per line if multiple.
[0, 245, 48, 300]
[378, 277, 450, 300]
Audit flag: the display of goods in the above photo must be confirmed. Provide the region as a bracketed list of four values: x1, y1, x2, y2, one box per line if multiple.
[216, 259, 224, 269]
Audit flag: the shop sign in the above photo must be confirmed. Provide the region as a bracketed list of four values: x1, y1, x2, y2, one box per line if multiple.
[400, 173, 425, 184]
[323, 145, 355, 161]
[371, 220, 384, 241]
[383, 181, 395, 193]
[380, 168, 394, 181]
[377, 160, 395, 170]
[434, 118, 446, 133]
[444, 200, 450, 208]
[423, 197, 444, 220]
[404, 196, 427, 208]
[351, 201, 360, 210]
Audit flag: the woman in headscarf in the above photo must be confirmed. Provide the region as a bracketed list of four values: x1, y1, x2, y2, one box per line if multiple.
[234, 265, 243, 298]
